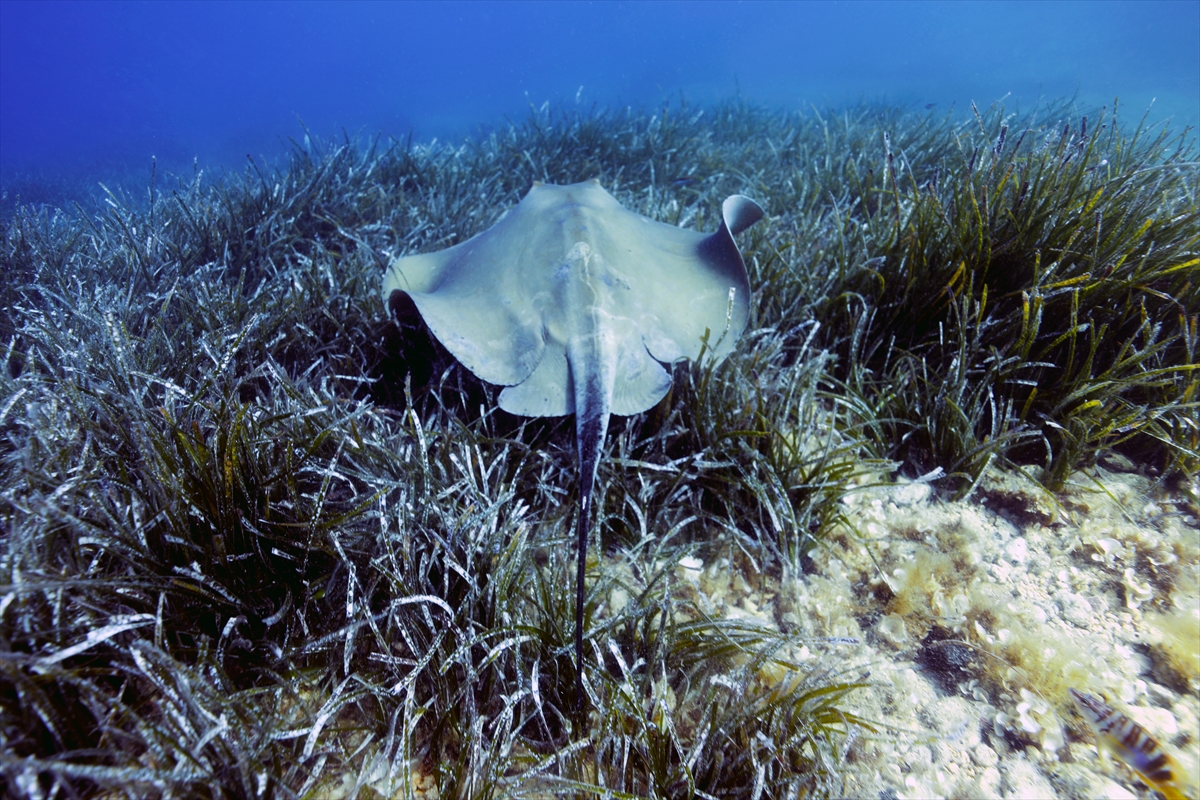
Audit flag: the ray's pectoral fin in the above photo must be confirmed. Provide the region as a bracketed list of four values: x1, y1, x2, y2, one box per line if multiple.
[609, 323, 674, 416]
[502, 324, 673, 420]
[722, 193, 766, 238]
[498, 346, 571, 417]
[693, 194, 766, 315]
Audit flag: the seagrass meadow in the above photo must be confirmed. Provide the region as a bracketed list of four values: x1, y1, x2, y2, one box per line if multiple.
[1, 100, 1198, 799]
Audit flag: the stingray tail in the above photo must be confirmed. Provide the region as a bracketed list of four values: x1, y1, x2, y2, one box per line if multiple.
[573, 411, 607, 713]
[567, 334, 616, 713]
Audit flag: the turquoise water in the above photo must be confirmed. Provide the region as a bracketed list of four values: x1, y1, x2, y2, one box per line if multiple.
[1, 0, 1197, 190]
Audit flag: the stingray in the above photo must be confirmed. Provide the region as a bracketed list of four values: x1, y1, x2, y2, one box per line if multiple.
[382, 179, 763, 707]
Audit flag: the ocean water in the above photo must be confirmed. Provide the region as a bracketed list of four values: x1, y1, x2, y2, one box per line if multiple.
[1, 4, 1198, 796]
[1, 0, 1197, 199]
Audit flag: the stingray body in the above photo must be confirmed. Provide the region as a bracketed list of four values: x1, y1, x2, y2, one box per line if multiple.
[382, 179, 763, 707]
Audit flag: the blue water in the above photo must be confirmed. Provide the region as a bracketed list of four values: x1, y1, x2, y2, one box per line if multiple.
[1, 0, 1197, 195]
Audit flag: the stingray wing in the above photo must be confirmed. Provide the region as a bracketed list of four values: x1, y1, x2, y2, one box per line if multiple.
[381, 181, 763, 418]
[493, 181, 762, 417]
[381, 205, 547, 388]
[607, 192, 762, 368]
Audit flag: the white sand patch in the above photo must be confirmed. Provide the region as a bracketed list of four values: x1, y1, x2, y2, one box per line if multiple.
[732, 464, 1199, 800]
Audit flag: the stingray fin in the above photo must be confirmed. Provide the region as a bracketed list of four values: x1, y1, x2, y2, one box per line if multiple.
[611, 339, 673, 416]
[498, 346, 572, 417]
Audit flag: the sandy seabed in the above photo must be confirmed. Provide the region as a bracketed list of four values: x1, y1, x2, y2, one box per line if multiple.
[714, 463, 1200, 800]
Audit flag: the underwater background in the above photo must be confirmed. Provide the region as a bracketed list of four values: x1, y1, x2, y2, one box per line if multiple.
[2, 2, 1200, 798]
[1, 0, 1197, 197]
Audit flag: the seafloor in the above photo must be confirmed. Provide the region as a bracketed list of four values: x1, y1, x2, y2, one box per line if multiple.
[3, 99, 1197, 798]
[709, 464, 1200, 800]
[327, 462, 1200, 800]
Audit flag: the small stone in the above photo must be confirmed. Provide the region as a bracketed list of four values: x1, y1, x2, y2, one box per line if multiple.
[934, 696, 982, 748]
[935, 741, 961, 765]
[974, 766, 1002, 799]
[1001, 758, 1055, 799]
[1125, 705, 1177, 737]
[608, 587, 629, 614]
[893, 481, 931, 506]
[1005, 537, 1028, 564]
[1095, 779, 1138, 800]
[878, 613, 909, 646]
[1061, 592, 1094, 627]
[676, 556, 703, 583]
[971, 744, 998, 768]
[1098, 451, 1138, 472]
